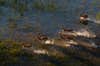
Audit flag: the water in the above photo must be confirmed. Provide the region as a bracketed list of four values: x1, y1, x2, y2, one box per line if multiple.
[0, 1, 100, 65]
[0, 0, 100, 36]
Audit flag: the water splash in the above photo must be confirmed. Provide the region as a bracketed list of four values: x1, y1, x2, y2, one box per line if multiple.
[74, 28, 96, 38]
[33, 49, 49, 55]
[87, 17, 100, 24]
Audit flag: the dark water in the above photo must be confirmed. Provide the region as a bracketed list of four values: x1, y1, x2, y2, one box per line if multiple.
[0, 0, 100, 36]
[0, 1, 100, 65]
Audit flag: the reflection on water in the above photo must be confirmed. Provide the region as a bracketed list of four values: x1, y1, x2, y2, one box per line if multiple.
[0, 0, 100, 38]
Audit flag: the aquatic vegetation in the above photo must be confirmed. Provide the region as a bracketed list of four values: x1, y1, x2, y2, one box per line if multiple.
[0, 35, 99, 66]
[96, 12, 100, 20]
[0, 39, 21, 64]
[7, 18, 18, 30]
[0, 0, 24, 16]
[0, 0, 6, 6]
[0, 0, 100, 66]
[33, 1, 58, 12]
[91, 0, 100, 6]
[45, 3, 57, 12]
[33, 1, 44, 11]
[18, 3, 28, 16]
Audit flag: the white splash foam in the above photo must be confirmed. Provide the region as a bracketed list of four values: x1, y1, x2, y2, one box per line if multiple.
[74, 29, 96, 38]
[90, 41, 98, 48]
[87, 17, 100, 24]
[65, 44, 71, 47]
[44, 39, 54, 45]
[33, 49, 48, 54]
